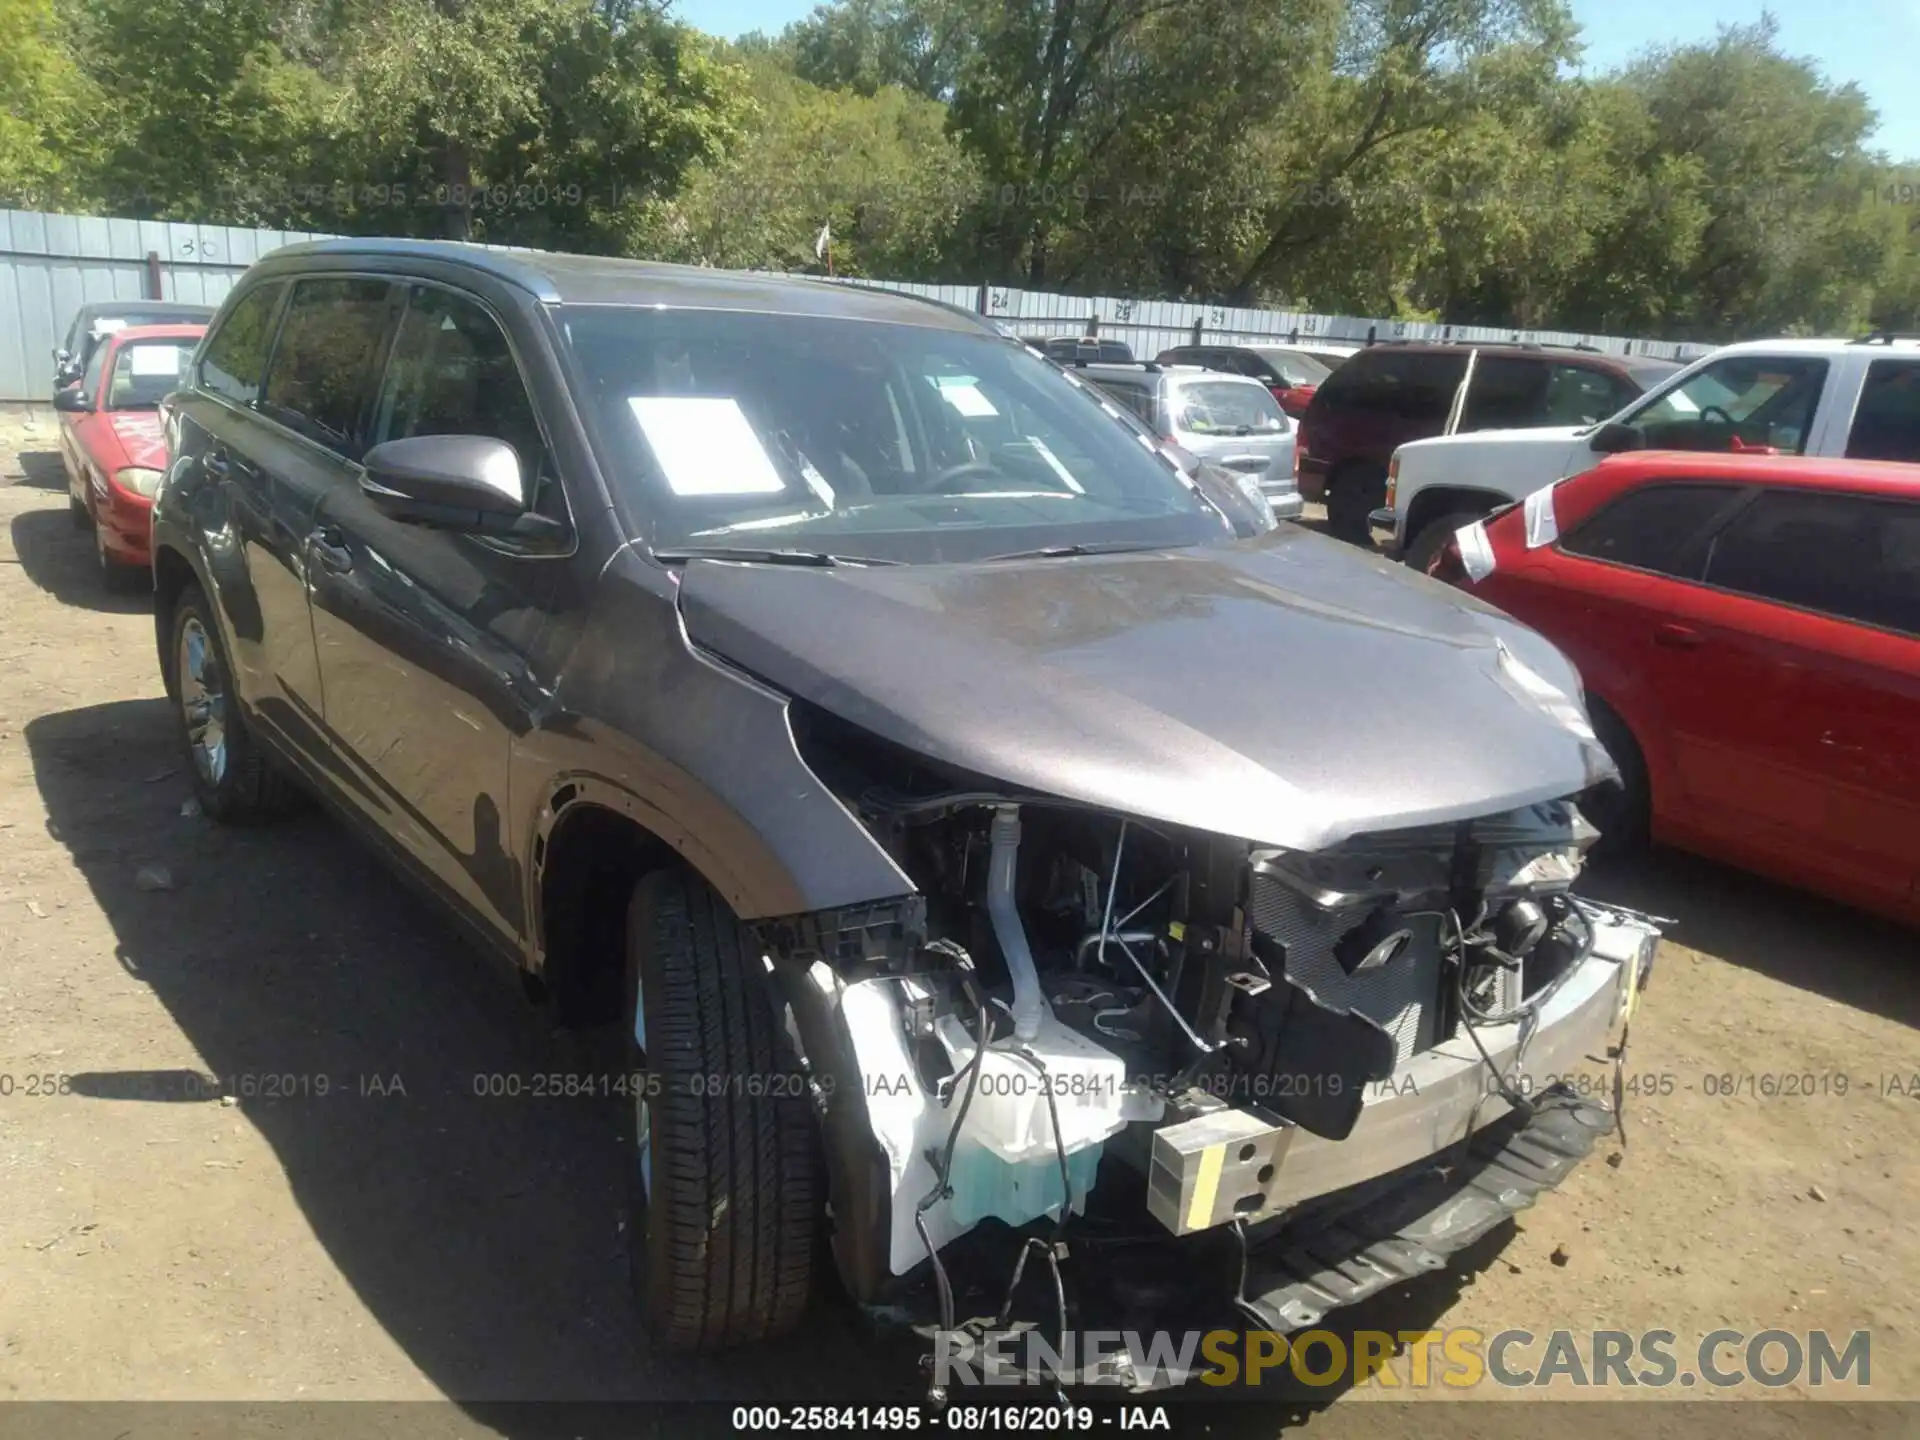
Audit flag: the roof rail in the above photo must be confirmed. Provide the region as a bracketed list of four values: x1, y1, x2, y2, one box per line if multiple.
[1852, 330, 1920, 345]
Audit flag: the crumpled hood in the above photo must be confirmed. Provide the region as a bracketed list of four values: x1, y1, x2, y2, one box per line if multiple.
[676, 527, 1617, 852]
[105, 412, 167, 470]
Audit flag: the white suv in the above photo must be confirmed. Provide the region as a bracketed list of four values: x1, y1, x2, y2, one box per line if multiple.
[1376, 333, 1920, 569]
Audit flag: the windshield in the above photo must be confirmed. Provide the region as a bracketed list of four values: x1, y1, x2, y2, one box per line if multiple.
[558, 306, 1219, 562]
[1251, 349, 1332, 385]
[105, 339, 196, 410]
[1171, 380, 1288, 435]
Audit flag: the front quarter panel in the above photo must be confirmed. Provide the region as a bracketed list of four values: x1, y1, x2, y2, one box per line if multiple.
[521, 547, 914, 920]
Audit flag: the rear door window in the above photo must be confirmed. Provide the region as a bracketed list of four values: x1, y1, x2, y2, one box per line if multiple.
[260, 278, 398, 456]
[1543, 363, 1629, 426]
[1220, 351, 1276, 382]
[1461, 356, 1550, 430]
[1254, 351, 1331, 387]
[1559, 483, 1749, 578]
[1085, 376, 1156, 426]
[1703, 489, 1920, 635]
[1843, 359, 1920, 462]
[199, 282, 286, 408]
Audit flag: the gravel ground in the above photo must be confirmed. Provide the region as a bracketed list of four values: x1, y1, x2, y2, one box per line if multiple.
[1, 405, 1914, 1437]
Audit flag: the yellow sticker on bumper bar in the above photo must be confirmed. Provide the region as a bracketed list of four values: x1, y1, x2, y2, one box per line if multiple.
[1187, 1142, 1225, 1231]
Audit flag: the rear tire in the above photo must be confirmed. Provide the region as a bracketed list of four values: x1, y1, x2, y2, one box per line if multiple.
[1404, 510, 1486, 574]
[1326, 464, 1386, 544]
[169, 584, 303, 821]
[623, 869, 820, 1352]
[1583, 697, 1650, 855]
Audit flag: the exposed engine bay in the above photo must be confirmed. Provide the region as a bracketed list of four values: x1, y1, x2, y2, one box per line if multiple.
[763, 710, 1663, 1389]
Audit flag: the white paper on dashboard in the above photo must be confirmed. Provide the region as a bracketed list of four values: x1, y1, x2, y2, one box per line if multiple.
[128, 345, 182, 376]
[91, 318, 128, 337]
[936, 380, 999, 418]
[628, 396, 786, 497]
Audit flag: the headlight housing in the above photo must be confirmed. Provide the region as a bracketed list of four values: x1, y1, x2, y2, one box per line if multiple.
[113, 466, 164, 498]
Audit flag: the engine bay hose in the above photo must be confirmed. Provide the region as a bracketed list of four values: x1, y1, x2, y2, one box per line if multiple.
[988, 806, 1048, 1042]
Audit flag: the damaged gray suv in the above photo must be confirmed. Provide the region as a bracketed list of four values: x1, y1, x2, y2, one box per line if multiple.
[150, 239, 1661, 1386]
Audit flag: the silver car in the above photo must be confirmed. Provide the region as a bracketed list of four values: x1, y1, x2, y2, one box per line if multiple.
[1073, 362, 1304, 519]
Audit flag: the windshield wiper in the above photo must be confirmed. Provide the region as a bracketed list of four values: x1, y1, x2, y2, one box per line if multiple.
[981, 540, 1167, 562]
[652, 546, 900, 567]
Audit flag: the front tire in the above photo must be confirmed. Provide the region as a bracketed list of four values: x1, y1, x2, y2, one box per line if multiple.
[169, 584, 302, 820]
[1583, 697, 1650, 855]
[1404, 510, 1487, 574]
[624, 869, 820, 1352]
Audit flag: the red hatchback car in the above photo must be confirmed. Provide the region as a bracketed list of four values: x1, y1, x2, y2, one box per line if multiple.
[1431, 452, 1920, 924]
[54, 321, 205, 583]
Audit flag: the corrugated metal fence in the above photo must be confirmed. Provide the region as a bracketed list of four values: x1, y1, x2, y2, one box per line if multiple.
[830, 277, 1720, 369]
[2, 205, 1716, 402]
[0, 210, 339, 402]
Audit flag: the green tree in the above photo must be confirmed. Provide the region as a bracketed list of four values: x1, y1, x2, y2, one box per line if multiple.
[1218, 0, 1580, 305]
[635, 51, 980, 276]
[1552, 16, 1888, 339]
[0, 0, 96, 208]
[327, 0, 744, 246]
[61, 0, 335, 223]
[783, 0, 962, 99]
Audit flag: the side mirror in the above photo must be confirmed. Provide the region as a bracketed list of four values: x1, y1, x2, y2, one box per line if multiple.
[360, 434, 563, 540]
[53, 387, 91, 413]
[1588, 420, 1640, 454]
[53, 347, 72, 370]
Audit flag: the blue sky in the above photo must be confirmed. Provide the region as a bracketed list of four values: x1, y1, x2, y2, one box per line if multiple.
[675, 0, 1920, 159]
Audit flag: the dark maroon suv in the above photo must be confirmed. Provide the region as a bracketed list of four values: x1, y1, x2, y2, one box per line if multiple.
[1296, 342, 1680, 542]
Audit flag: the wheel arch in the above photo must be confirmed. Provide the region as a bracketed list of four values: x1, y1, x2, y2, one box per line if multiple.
[1403, 484, 1510, 540]
[1580, 684, 1666, 831]
[152, 541, 204, 699]
[529, 786, 684, 1027]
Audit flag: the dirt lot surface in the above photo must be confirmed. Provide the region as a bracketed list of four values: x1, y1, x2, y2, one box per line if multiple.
[1, 405, 1915, 1437]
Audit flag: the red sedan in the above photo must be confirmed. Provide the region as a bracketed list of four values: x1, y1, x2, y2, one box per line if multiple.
[1430, 452, 1920, 924]
[54, 321, 204, 584]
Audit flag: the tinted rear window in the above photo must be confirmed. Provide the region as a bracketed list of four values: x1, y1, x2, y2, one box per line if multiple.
[1082, 375, 1157, 425]
[1460, 356, 1549, 430]
[1703, 489, 1920, 634]
[1316, 350, 1467, 422]
[1249, 349, 1332, 385]
[1559, 482, 1748, 577]
[1844, 359, 1920, 463]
